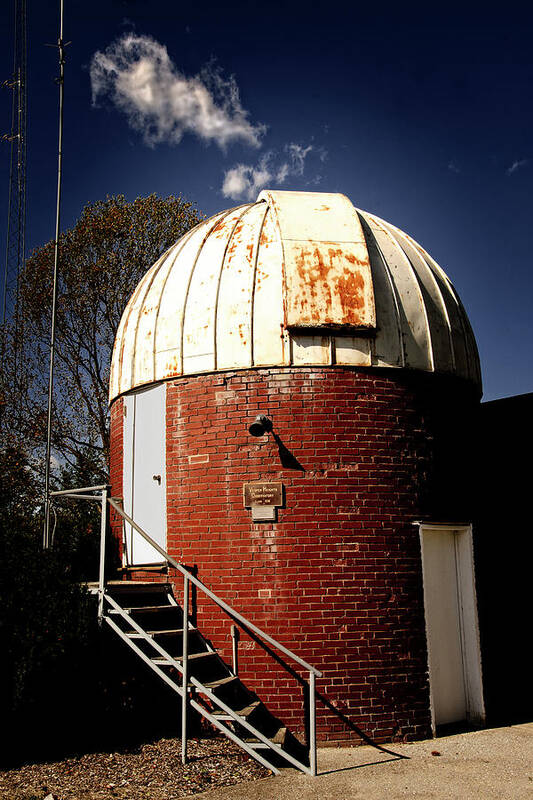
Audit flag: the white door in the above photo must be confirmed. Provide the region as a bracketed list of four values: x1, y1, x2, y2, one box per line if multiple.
[419, 524, 485, 731]
[123, 383, 167, 565]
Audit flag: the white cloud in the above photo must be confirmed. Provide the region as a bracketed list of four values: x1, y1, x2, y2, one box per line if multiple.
[506, 158, 528, 175]
[222, 142, 322, 200]
[275, 162, 290, 183]
[285, 143, 313, 175]
[222, 154, 274, 201]
[448, 160, 460, 174]
[90, 34, 265, 149]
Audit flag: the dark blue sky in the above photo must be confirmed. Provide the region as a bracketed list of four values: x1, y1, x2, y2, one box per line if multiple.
[1, 0, 532, 401]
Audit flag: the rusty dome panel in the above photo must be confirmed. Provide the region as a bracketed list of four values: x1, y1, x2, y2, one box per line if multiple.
[259, 190, 376, 330]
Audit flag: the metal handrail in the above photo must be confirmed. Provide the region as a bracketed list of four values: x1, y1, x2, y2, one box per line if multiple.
[102, 593, 314, 776]
[108, 497, 322, 678]
[51, 484, 320, 776]
[50, 484, 109, 496]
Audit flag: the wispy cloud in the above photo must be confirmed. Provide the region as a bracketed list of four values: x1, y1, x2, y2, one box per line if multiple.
[90, 34, 265, 149]
[221, 154, 274, 201]
[285, 143, 313, 176]
[506, 158, 528, 176]
[447, 160, 460, 174]
[221, 143, 322, 200]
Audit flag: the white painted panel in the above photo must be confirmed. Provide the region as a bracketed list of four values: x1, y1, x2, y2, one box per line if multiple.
[116, 267, 153, 398]
[252, 208, 288, 366]
[421, 528, 467, 726]
[216, 203, 265, 369]
[456, 529, 486, 724]
[123, 384, 167, 565]
[292, 334, 331, 365]
[135, 247, 180, 386]
[181, 352, 216, 375]
[357, 212, 403, 367]
[384, 223, 453, 373]
[128, 260, 165, 389]
[182, 207, 247, 371]
[335, 335, 371, 366]
[122, 393, 135, 565]
[367, 216, 431, 370]
[415, 246, 471, 381]
[154, 214, 226, 379]
[420, 524, 485, 730]
[258, 190, 366, 243]
[109, 337, 122, 404]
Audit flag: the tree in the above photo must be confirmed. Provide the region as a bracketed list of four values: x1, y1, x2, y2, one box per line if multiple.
[0, 194, 202, 484]
[0, 442, 179, 765]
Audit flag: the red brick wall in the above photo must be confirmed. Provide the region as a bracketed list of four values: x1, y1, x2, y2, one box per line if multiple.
[110, 367, 478, 745]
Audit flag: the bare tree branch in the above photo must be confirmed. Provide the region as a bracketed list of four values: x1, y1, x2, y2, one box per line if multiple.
[1, 194, 202, 484]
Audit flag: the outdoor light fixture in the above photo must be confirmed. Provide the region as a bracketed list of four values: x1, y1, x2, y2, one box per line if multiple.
[248, 414, 273, 437]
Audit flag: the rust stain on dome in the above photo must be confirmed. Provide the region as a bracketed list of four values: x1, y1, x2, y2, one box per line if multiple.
[109, 190, 481, 404]
[337, 269, 365, 317]
[285, 241, 373, 329]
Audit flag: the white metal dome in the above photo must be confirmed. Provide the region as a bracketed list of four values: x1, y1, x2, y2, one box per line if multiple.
[109, 190, 481, 402]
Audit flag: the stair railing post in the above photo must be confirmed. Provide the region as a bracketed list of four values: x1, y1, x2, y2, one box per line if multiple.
[309, 670, 317, 776]
[97, 488, 108, 624]
[231, 624, 239, 676]
[181, 573, 189, 765]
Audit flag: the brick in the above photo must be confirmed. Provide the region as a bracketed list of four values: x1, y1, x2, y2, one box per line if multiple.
[109, 366, 478, 744]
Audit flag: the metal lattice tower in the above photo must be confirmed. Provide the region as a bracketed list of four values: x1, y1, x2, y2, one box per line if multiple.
[2, 0, 27, 325]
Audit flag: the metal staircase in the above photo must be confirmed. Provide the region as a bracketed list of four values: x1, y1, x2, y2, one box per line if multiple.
[51, 485, 321, 776]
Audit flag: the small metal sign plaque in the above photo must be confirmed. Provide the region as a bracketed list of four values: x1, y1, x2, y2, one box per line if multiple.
[251, 505, 276, 522]
[243, 482, 283, 508]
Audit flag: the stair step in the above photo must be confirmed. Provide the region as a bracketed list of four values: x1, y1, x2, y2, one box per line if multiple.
[270, 726, 288, 746]
[203, 675, 240, 691]
[213, 700, 260, 720]
[246, 726, 287, 747]
[126, 627, 197, 638]
[87, 581, 171, 595]
[151, 651, 216, 665]
[148, 628, 196, 636]
[111, 605, 186, 631]
[100, 581, 308, 775]
[107, 581, 172, 591]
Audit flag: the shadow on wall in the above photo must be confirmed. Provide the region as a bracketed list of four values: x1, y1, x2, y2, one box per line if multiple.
[473, 392, 533, 726]
[272, 432, 305, 472]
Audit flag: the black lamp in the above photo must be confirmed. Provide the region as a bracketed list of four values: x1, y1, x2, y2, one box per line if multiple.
[248, 414, 273, 436]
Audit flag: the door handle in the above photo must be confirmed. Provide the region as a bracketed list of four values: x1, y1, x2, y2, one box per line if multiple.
[152, 474, 161, 485]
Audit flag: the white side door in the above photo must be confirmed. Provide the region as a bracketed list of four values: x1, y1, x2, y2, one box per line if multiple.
[419, 524, 485, 731]
[123, 383, 167, 565]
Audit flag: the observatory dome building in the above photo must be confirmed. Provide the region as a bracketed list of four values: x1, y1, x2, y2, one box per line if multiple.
[109, 191, 485, 744]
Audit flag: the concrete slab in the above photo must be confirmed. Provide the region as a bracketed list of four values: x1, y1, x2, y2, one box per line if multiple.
[195, 724, 533, 800]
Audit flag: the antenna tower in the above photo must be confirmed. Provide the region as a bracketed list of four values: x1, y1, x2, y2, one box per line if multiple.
[2, 0, 27, 327]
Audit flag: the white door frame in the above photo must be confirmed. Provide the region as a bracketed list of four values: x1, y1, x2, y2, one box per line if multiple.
[418, 522, 485, 734]
[122, 383, 167, 565]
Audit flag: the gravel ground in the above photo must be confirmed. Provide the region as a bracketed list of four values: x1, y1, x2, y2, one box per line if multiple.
[0, 736, 271, 800]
